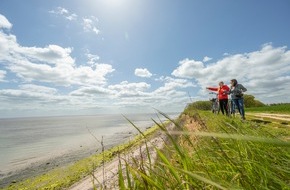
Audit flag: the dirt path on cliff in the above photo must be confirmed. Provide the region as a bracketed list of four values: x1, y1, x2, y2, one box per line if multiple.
[247, 113, 290, 122]
[69, 123, 175, 190]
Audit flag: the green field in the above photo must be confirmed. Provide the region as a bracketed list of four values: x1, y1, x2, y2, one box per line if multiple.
[247, 103, 290, 114]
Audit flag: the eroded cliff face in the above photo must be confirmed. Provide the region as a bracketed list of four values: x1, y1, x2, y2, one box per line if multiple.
[180, 112, 207, 131]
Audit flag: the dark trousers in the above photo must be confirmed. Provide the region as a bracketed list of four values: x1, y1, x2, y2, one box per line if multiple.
[233, 98, 245, 119]
[219, 99, 228, 115]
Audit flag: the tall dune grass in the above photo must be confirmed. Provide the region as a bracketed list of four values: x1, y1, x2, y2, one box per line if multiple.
[118, 110, 290, 189]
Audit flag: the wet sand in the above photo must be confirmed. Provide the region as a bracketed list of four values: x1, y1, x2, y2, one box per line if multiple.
[0, 134, 133, 188]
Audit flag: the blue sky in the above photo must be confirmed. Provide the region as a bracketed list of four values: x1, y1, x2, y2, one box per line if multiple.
[0, 0, 290, 118]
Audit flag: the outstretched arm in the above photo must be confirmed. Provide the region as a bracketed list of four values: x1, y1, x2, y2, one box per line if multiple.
[206, 87, 218, 91]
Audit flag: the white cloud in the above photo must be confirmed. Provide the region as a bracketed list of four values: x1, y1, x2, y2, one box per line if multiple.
[49, 7, 68, 15]
[66, 13, 78, 21]
[109, 81, 150, 97]
[0, 70, 6, 82]
[0, 18, 114, 86]
[0, 14, 12, 29]
[0, 14, 190, 117]
[151, 77, 195, 107]
[86, 53, 100, 66]
[49, 7, 99, 35]
[49, 7, 78, 21]
[83, 17, 100, 35]
[0, 30, 17, 59]
[71, 64, 114, 86]
[172, 44, 290, 104]
[134, 68, 152, 78]
[19, 84, 58, 94]
[203, 56, 212, 62]
[171, 59, 205, 79]
[69, 79, 192, 112]
[1, 12, 290, 117]
[19, 45, 75, 66]
[0, 85, 65, 106]
[5, 53, 114, 86]
[73, 86, 110, 94]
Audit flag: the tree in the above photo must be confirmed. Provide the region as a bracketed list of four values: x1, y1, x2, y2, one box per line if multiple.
[243, 94, 265, 108]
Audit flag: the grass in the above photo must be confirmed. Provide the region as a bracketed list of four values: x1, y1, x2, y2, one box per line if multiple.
[246, 103, 290, 114]
[117, 109, 290, 189]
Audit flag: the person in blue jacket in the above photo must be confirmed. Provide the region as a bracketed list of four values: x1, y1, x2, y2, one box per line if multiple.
[229, 79, 247, 120]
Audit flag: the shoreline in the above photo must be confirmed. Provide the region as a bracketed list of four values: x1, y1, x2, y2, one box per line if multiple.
[0, 112, 178, 178]
[0, 133, 136, 188]
[1, 113, 179, 189]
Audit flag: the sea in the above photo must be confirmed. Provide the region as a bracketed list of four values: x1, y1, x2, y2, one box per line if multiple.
[0, 112, 179, 186]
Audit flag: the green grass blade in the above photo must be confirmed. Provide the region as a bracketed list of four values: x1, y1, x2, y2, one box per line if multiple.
[170, 165, 228, 190]
[118, 159, 126, 190]
[155, 148, 182, 185]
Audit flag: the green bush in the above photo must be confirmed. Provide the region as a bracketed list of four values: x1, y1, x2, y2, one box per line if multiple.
[243, 94, 265, 108]
[186, 101, 212, 111]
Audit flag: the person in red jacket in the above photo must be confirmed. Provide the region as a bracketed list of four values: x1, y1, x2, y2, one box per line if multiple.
[207, 81, 230, 115]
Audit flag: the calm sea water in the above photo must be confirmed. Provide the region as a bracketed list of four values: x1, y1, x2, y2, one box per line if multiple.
[0, 113, 178, 182]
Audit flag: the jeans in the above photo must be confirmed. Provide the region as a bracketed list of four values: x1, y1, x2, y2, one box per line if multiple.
[230, 100, 235, 114]
[233, 98, 245, 118]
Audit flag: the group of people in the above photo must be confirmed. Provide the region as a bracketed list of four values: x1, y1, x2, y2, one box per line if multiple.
[206, 79, 247, 120]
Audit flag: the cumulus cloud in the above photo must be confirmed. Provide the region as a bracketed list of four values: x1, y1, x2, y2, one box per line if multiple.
[83, 78, 192, 113]
[134, 68, 152, 78]
[203, 56, 212, 62]
[0, 14, 191, 116]
[1, 12, 290, 117]
[0, 14, 12, 29]
[109, 81, 151, 97]
[154, 77, 194, 94]
[172, 59, 205, 79]
[0, 15, 114, 86]
[172, 44, 290, 103]
[19, 45, 75, 66]
[0, 31, 17, 59]
[0, 70, 6, 82]
[70, 86, 114, 97]
[68, 81, 153, 113]
[19, 84, 58, 94]
[4, 49, 114, 86]
[86, 53, 100, 66]
[0, 84, 66, 107]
